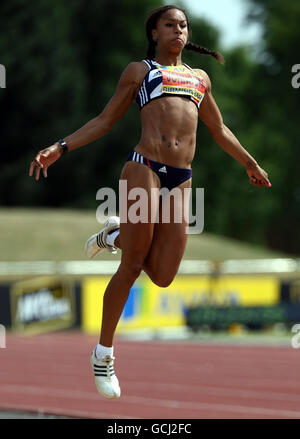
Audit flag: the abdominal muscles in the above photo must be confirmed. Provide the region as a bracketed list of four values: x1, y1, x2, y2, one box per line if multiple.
[137, 96, 199, 168]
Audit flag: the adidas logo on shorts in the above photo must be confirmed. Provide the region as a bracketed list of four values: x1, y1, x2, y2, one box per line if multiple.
[159, 166, 167, 173]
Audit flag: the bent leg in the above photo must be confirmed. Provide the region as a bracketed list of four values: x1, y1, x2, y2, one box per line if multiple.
[99, 161, 160, 346]
[143, 180, 191, 287]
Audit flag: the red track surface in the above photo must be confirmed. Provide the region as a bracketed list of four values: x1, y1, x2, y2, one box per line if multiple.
[0, 331, 300, 419]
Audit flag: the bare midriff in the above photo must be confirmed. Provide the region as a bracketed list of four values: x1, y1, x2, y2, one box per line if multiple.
[135, 95, 199, 169]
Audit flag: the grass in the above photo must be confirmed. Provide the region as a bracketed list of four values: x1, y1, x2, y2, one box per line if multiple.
[0, 207, 291, 262]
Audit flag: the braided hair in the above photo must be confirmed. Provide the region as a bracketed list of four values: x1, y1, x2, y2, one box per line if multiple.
[145, 5, 225, 64]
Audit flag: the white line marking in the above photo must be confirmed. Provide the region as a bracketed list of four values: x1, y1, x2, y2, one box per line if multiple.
[1, 384, 300, 418]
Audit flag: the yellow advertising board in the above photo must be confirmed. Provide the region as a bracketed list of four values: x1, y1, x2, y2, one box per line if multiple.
[82, 275, 280, 333]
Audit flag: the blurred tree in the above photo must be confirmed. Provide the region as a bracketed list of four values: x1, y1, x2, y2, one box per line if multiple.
[243, 0, 300, 253]
[0, 0, 162, 208]
[0, 0, 299, 255]
[181, 0, 300, 255]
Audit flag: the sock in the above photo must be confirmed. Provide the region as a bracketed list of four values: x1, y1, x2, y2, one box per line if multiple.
[106, 229, 119, 247]
[95, 343, 114, 360]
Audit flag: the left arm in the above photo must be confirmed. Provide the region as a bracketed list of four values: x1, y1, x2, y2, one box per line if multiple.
[198, 70, 271, 188]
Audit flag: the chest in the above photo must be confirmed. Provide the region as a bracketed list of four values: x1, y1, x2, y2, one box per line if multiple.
[149, 66, 206, 95]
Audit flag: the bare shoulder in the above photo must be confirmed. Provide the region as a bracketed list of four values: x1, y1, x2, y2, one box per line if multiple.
[119, 61, 149, 86]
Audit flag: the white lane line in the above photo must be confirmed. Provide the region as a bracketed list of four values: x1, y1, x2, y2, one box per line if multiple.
[122, 380, 300, 403]
[121, 395, 300, 418]
[1, 384, 300, 418]
[0, 402, 136, 419]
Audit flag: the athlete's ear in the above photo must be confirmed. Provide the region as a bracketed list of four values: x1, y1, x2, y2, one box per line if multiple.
[152, 29, 158, 44]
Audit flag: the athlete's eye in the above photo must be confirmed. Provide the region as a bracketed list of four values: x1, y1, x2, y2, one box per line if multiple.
[165, 22, 187, 29]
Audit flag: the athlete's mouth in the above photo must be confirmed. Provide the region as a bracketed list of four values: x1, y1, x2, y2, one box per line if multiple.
[172, 37, 184, 44]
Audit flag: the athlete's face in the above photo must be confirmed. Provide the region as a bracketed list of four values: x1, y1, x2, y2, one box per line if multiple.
[152, 9, 189, 52]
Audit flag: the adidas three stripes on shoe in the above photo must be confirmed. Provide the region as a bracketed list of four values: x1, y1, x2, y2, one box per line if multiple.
[84, 216, 120, 258]
[90, 350, 121, 398]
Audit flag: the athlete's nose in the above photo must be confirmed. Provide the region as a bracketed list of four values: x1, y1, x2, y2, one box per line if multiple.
[175, 24, 182, 34]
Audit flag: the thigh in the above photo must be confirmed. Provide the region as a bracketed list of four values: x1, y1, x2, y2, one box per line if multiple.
[118, 161, 160, 265]
[144, 179, 191, 276]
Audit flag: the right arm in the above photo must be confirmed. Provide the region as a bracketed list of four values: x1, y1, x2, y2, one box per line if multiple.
[29, 62, 146, 180]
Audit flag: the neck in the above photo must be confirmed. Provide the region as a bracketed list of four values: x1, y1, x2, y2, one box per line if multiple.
[154, 49, 183, 66]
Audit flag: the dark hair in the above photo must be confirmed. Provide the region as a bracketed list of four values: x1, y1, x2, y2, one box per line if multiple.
[145, 5, 224, 64]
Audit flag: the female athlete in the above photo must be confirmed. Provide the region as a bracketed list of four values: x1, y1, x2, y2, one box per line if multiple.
[29, 5, 271, 399]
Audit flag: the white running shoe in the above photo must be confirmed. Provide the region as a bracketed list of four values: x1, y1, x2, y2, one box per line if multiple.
[84, 216, 120, 258]
[90, 350, 121, 399]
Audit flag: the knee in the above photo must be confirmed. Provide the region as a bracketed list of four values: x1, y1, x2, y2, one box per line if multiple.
[155, 278, 174, 288]
[147, 270, 175, 288]
[118, 260, 144, 283]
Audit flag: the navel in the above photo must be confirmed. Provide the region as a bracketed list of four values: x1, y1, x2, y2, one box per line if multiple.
[161, 135, 180, 148]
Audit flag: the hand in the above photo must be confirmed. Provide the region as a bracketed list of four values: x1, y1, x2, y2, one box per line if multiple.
[246, 163, 271, 188]
[29, 143, 62, 181]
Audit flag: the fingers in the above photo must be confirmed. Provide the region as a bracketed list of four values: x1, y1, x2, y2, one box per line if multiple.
[29, 147, 57, 181]
[29, 158, 46, 181]
[35, 164, 42, 181]
[250, 175, 271, 187]
[29, 161, 35, 177]
[247, 164, 272, 188]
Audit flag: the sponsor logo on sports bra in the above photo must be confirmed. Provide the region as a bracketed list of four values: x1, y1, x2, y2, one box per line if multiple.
[158, 66, 206, 105]
[162, 70, 206, 93]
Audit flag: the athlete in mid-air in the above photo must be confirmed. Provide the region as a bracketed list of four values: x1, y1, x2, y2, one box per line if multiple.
[29, 5, 271, 398]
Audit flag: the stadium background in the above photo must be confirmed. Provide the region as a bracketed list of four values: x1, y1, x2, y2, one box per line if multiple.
[0, 0, 300, 421]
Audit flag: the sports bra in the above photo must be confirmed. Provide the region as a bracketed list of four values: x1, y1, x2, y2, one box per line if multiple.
[136, 59, 206, 111]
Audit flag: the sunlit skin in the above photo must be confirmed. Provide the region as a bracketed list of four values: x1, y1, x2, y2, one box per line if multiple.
[29, 8, 271, 346]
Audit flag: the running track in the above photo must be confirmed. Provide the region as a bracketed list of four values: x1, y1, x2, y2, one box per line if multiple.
[0, 331, 300, 419]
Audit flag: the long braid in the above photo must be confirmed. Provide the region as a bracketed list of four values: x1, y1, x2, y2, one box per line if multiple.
[145, 5, 225, 64]
[145, 6, 163, 60]
[185, 42, 225, 64]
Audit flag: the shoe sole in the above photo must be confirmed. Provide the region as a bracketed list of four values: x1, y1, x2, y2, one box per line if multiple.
[84, 233, 102, 259]
[84, 217, 120, 259]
